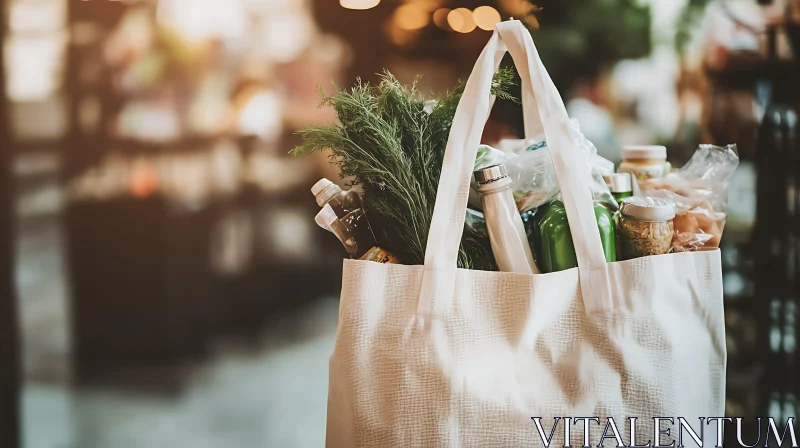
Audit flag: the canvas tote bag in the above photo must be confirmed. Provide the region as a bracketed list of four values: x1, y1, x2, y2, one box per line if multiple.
[326, 20, 726, 448]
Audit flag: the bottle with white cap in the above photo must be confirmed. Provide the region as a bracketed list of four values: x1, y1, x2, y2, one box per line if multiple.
[474, 164, 540, 274]
[311, 178, 363, 219]
[314, 200, 399, 263]
[618, 145, 671, 182]
[311, 178, 396, 262]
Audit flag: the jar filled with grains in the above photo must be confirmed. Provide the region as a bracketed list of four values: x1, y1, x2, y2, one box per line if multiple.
[618, 197, 676, 260]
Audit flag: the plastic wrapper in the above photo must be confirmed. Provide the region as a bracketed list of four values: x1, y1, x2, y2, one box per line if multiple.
[465, 207, 489, 237]
[470, 119, 616, 213]
[639, 144, 739, 252]
[505, 143, 560, 212]
[568, 119, 617, 209]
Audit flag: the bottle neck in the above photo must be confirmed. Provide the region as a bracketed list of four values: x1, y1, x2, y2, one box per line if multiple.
[315, 184, 343, 207]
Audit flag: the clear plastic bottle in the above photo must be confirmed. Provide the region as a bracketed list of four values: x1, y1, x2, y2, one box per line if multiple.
[312, 178, 363, 218]
[315, 204, 398, 263]
[474, 165, 539, 274]
[312, 179, 377, 259]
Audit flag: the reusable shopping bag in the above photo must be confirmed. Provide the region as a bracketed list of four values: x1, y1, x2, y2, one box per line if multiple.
[326, 20, 726, 448]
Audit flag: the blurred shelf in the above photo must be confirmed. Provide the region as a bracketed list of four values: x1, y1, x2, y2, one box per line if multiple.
[106, 135, 241, 154]
[706, 59, 800, 90]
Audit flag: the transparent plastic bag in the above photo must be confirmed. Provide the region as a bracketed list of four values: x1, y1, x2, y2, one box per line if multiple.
[569, 119, 617, 209]
[470, 141, 560, 213]
[545, 119, 617, 209]
[470, 120, 615, 213]
[505, 143, 560, 212]
[640, 144, 739, 252]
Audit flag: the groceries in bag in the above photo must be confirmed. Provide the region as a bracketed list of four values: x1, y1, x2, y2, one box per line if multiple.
[312, 179, 399, 263]
[470, 142, 559, 213]
[638, 144, 738, 252]
[470, 119, 617, 214]
[293, 70, 520, 270]
[618, 145, 671, 181]
[315, 205, 399, 263]
[531, 200, 616, 273]
[295, 66, 736, 270]
[473, 164, 540, 274]
[617, 197, 676, 260]
[359, 247, 401, 264]
[312, 178, 364, 219]
[603, 173, 633, 204]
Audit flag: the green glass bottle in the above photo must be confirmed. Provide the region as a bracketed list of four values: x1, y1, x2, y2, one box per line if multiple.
[527, 202, 550, 268]
[603, 173, 633, 204]
[534, 200, 616, 273]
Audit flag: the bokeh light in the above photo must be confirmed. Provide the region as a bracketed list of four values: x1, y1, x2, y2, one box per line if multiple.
[394, 4, 429, 30]
[340, 0, 380, 10]
[433, 8, 451, 30]
[447, 8, 476, 33]
[473, 6, 501, 31]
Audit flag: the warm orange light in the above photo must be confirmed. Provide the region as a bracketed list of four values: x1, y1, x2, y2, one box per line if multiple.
[447, 8, 476, 33]
[394, 4, 429, 30]
[131, 167, 158, 198]
[473, 6, 501, 31]
[386, 23, 415, 47]
[433, 8, 451, 30]
[340, 0, 380, 10]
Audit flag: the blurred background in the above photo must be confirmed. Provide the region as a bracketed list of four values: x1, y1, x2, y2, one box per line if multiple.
[0, 0, 798, 446]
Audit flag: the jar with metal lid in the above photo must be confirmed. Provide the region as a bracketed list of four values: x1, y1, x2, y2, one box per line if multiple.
[618, 145, 671, 181]
[618, 197, 676, 260]
[603, 173, 633, 204]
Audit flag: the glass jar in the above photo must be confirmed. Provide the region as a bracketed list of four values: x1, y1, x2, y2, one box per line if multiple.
[618, 145, 671, 181]
[618, 197, 676, 260]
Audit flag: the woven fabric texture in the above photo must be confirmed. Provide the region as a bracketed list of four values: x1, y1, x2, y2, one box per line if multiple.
[327, 252, 725, 447]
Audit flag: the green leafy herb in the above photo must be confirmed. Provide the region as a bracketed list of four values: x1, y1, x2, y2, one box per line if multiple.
[292, 69, 518, 270]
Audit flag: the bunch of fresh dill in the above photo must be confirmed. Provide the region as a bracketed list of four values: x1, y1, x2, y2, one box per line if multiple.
[291, 69, 518, 270]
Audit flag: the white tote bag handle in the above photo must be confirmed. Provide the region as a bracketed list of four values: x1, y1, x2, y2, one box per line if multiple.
[419, 20, 613, 314]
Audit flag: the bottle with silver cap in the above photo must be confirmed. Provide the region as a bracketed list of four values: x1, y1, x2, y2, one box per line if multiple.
[474, 164, 540, 274]
[603, 173, 633, 204]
